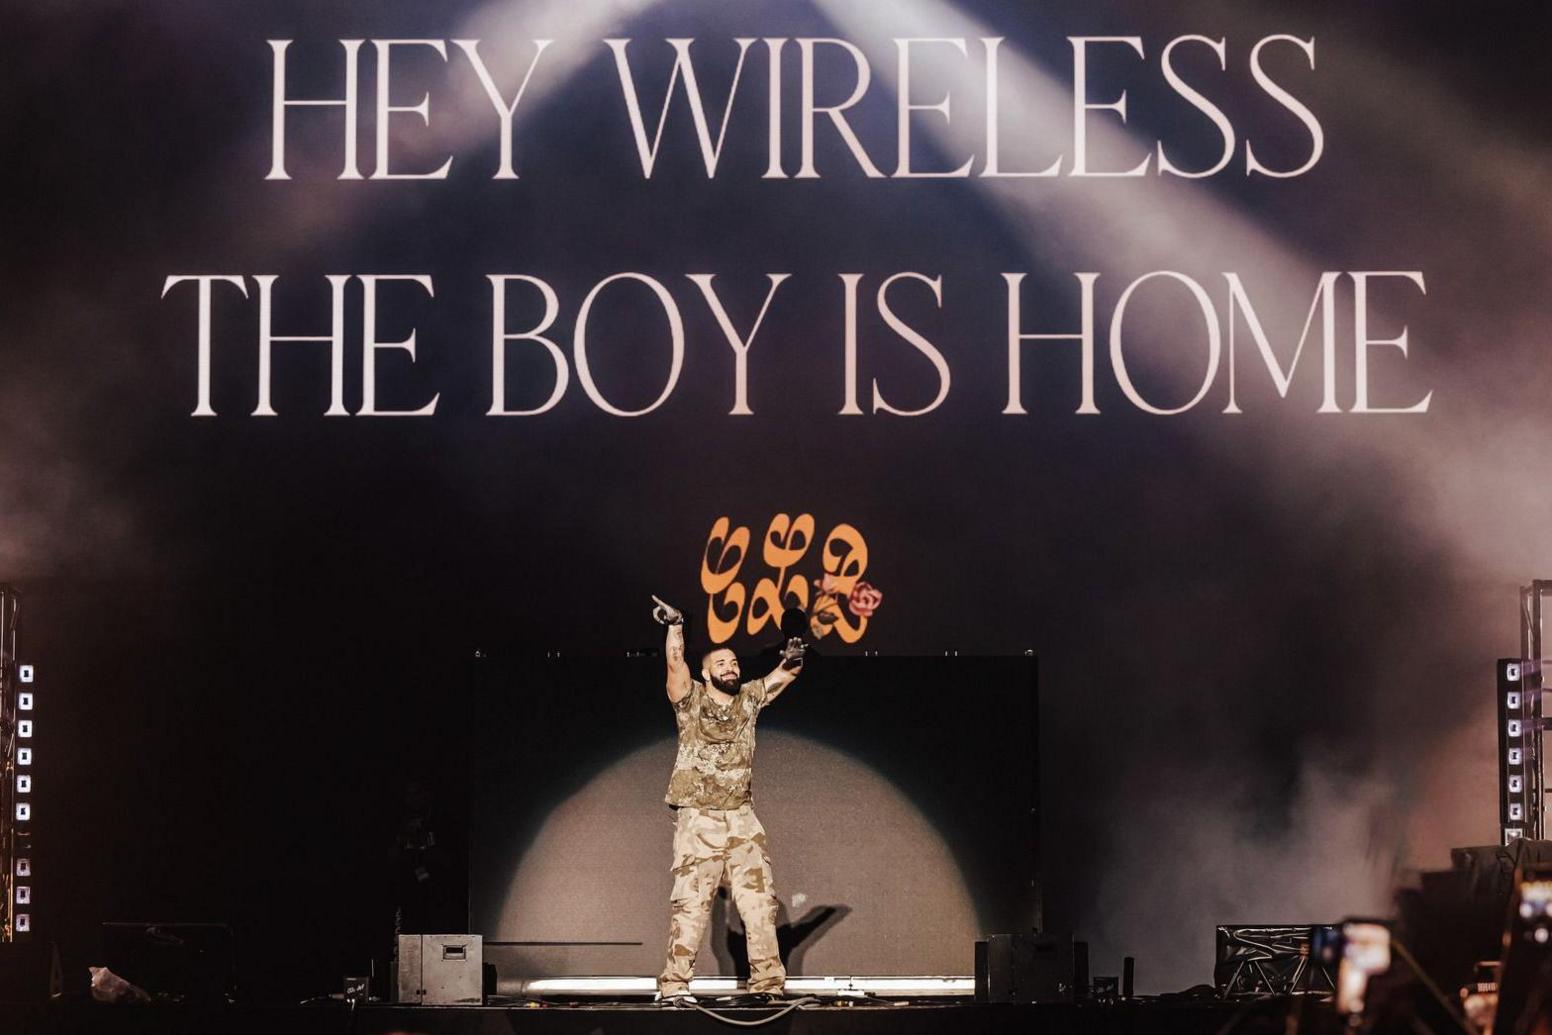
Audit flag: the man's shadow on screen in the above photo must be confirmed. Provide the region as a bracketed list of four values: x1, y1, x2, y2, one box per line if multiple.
[708, 885, 852, 976]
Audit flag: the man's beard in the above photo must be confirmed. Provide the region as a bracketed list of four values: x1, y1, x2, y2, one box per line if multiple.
[710, 673, 740, 694]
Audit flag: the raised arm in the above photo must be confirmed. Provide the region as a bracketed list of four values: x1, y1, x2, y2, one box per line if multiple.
[762, 637, 805, 706]
[653, 595, 692, 704]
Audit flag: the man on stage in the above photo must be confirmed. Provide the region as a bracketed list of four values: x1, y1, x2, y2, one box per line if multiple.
[650, 594, 805, 1003]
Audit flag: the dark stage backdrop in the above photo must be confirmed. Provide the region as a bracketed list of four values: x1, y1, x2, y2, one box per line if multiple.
[5, 0, 1549, 997]
[470, 655, 1037, 978]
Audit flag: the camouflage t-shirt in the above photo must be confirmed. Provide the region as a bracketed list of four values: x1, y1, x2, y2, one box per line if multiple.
[664, 677, 770, 809]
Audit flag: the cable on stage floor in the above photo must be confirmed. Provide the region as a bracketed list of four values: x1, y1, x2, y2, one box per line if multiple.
[687, 995, 820, 1027]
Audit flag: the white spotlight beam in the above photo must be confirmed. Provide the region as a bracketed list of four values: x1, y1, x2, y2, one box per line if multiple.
[251, 0, 666, 249]
[813, 0, 1551, 581]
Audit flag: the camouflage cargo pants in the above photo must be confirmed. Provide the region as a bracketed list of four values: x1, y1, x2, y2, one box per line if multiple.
[658, 804, 785, 995]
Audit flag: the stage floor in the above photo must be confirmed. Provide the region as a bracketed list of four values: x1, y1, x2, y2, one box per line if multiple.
[5, 995, 1334, 1035]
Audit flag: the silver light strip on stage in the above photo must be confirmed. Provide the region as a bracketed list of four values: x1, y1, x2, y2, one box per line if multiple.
[511, 976, 976, 997]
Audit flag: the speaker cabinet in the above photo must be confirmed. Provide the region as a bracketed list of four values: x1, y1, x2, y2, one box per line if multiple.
[975, 934, 1068, 1003]
[397, 933, 483, 1005]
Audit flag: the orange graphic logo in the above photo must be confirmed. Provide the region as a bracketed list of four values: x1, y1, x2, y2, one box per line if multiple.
[700, 515, 882, 645]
